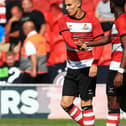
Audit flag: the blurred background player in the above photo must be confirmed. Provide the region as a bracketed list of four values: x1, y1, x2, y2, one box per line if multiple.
[59, 0, 104, 126]
[76, 0, 126, 125]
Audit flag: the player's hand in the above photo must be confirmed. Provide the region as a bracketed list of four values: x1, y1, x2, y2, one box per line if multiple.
[75, 40, 83, 47]
[114, 72, 123, 87]
[89, 65, 97, 77]
[30, 70, 37, 78]
[75, 40, 87, 50]
[80, 43, 87, 50]
[10, 16, 20, 22]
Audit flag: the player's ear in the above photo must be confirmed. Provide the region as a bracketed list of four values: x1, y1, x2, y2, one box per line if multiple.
[76, 0, 81, 8]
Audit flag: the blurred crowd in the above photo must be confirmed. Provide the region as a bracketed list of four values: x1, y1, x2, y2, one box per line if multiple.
[0, 0, 125, 84]
[0, 0, 67, 84]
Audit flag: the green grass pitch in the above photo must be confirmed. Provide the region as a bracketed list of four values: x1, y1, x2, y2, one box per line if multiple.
[0, 119, 126, 126]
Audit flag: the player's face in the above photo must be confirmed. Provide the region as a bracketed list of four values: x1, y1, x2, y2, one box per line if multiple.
[65, 0, 80, 17]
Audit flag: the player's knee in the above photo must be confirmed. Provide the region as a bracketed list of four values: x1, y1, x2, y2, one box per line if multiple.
[60, 99, 73, 109]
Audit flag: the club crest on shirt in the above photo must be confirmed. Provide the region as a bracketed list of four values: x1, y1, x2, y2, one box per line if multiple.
[83, 24, 89, 30]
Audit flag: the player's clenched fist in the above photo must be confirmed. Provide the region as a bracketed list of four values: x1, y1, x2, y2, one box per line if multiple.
[75, 40, 87, 50]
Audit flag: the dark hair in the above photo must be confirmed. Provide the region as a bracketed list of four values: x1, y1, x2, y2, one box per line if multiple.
[63, 0, 82, 14]
[112, 0, 126, 7]
[11, 5, 23, 12]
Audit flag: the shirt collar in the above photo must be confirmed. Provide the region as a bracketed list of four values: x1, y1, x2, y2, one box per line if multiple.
[27, 31, 37, 37]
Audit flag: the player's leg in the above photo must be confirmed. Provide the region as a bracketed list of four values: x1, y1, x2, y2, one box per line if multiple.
[61, 96, 84, 125]
[106, 70, 120, 126]
[107, 96, 120, 126]
[81, 99, 95, 126]
[61, 68, 84, 126]
[79, 68, 96, 126]
[116, 73, 126, 113]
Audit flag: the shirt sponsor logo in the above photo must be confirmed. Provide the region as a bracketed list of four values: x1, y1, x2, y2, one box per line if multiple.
[66, 22, 92, 33]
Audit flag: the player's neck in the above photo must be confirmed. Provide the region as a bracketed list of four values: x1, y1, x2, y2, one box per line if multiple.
[114, 8, 124, 19]
[74, 9, 85, 19]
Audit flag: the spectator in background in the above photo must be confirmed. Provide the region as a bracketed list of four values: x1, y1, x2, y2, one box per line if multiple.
[20, 21, 48, 83]
[5, 0, 21, 20]
[20, 0, 46, 42]
[5, 5, 22, 53]
[0, 51, 21, 84]
[96, 0, 115, 31]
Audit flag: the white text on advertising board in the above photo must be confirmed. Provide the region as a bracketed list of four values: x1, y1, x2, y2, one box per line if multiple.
[1, 90, 39, 114]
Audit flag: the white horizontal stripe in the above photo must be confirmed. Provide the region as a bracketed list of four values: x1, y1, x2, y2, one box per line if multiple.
[75, 113, 82, 121]
[84, 112, 95, 117]
[66, 22, 92, 33]
[107, 115, 118, 120]
[0, 8, 6, 13]
[107, 123, 116, 126]
[109, 61, 126, 72]
[70, 108, 77, 116]
[111, 24, 118, 34]
[0, 19, 6, 23]
[112, 43, 123, 52]
[67, 58, 93, 69]
[109, 61, 120, 71]
[84, 120, 94, 125]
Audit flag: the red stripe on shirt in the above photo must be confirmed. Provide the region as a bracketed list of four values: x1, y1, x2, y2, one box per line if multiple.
[67, 50, 93, 61]
[111, 51, 122, 62]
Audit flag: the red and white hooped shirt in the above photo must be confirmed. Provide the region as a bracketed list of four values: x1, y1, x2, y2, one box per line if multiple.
[110, 13, 126, 71]
[59, 12, 104, 69]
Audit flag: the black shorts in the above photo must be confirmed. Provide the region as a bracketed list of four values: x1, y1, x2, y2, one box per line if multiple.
[62, 68, 96, 101]
[107, 70, 126, 96]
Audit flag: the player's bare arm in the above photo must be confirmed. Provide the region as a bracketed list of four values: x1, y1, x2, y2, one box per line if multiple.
[114, 35, 126, 87]
[76, 33, 111, 50]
